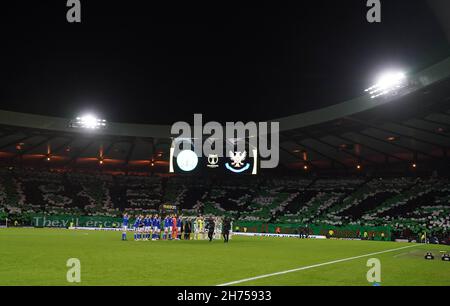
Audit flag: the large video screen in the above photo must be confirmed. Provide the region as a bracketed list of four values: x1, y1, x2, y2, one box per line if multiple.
[169, 139, 258, 175]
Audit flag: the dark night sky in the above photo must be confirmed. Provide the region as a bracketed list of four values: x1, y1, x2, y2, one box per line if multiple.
[0, 0, 449, 124]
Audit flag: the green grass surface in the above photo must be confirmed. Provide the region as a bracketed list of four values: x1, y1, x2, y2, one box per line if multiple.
[0, 228, 449, 286]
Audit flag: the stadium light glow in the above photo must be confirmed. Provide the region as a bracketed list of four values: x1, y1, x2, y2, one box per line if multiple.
[71, 114, 107, 129]
[365, 71, 407, 99]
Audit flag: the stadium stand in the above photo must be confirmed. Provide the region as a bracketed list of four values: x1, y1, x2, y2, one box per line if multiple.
[0, 168, 448, 243]
[0, 57, 449, 243]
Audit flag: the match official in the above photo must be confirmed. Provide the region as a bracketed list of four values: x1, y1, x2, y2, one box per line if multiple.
[222, 218, 231, 243]
[207, 218, 215, 242]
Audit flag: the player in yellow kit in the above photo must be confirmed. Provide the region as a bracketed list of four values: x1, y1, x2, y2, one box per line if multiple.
[197, 216, 205, 240]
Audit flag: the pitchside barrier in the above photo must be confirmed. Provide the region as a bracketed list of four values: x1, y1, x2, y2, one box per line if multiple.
[3, 214, 391, 241]
[31, 214, 123, 229]
[233, 221, 392, 241]
[234, 232, 327, 239]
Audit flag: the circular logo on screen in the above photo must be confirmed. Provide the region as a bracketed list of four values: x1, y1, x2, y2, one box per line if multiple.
[176, 150, 198, 172]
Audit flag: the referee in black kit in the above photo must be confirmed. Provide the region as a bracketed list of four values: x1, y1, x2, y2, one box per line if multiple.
[222, 218, 231, 243]
[207, 218, 215, 242]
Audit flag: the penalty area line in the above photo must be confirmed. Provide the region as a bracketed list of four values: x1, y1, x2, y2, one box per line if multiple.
[216, 244, 419, 286]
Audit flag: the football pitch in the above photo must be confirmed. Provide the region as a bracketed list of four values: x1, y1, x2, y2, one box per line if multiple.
[0, 228, 449, 286]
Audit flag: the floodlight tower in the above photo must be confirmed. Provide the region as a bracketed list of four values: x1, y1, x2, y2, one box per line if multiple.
[365, 71, 407, 99]
[70, 114, 107, 130]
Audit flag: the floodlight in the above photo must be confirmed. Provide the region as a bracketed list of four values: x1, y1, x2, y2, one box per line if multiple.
[365, 71, 407, 99]
[70, 114, 107, 129]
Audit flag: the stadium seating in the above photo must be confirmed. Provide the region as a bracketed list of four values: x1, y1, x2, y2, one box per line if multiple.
[0, 168, 449, 241]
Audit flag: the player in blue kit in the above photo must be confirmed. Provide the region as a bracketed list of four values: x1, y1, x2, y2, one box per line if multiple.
[143, 215, 151, 241]
[176, 215, 183, 240]
[154, 214, 162, 240]
[150, 215, 156, 240]
[147, 215, 153, 240]
[121, 213, 129, 241]
[141, 215, 146, 241]
[168, 215, 174, 240]
[163, 216, 170, 240]
[133, 215, 142, 241]
[148, 215, 154, 240]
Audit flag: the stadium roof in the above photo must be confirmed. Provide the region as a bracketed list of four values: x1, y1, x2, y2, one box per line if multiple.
[0, 57, 449, 174]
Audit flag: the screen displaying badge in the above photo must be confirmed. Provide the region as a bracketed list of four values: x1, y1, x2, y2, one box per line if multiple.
[174, 149, 199, 172]
[170, 139, 258, 175]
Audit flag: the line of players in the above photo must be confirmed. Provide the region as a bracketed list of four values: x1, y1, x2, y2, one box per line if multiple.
[121, 213, 230, 241]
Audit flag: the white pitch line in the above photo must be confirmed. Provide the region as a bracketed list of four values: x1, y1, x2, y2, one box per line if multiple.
[393, 249, 420, 258]
[216, 244, 419, 286]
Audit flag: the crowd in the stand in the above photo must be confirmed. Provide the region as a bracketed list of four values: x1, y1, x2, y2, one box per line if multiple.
[1, 168, 449, 243]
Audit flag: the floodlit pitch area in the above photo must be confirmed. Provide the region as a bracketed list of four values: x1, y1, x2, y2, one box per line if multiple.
[0, 228, 449, 286]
